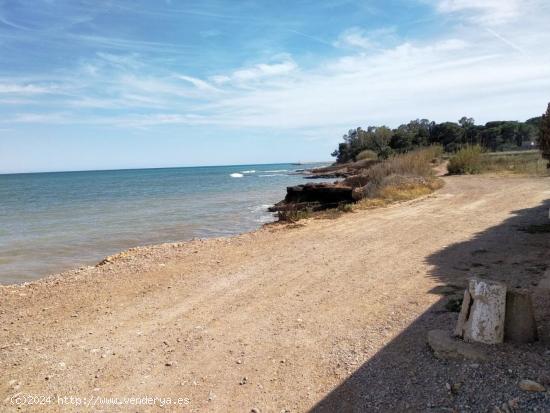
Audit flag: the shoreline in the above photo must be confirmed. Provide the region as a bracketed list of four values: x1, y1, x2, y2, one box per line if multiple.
[1, 162, 332, 286]
[1, 174, 549, 411]
[0, 181, 440, 289]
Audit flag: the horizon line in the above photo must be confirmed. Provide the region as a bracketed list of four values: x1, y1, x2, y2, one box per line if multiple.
[0, 160, 332, 176]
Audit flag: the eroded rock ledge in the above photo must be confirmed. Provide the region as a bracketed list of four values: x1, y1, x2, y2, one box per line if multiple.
[268, 182, 354, 212]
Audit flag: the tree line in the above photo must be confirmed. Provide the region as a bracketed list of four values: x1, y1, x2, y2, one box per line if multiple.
[331, 115, 543, 164]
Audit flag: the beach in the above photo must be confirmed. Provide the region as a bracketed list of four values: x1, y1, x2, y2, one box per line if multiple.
[0, 163, 328, 284]
[1, 174, 549, 412]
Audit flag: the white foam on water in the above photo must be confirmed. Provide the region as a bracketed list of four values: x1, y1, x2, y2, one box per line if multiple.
[250, 204, 272, 212]
[241, 170, 256, 174]
[259, 174, 285, 177]
[263, 169, 288, 173]
[230, 173, 244, 178]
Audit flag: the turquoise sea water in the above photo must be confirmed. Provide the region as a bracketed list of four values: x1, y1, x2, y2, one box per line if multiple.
[0, 163, 327, 284]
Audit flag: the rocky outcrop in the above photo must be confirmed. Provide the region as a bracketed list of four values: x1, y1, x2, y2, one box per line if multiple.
[304, 159, 379, 179]
[269, 183, 354, 212]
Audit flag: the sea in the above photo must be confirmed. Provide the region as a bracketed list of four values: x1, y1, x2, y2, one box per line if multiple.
[0, 163, 328, 284]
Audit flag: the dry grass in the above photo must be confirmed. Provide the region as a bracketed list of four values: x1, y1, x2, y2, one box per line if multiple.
[448, 147, 548, 176]
[355, 177, 443, 209]
[480, 151, 548, 176]
[280, 146, 445, 223]
[348, 145, 443, 198]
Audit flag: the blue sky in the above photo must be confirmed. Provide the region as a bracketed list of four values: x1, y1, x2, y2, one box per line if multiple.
[1, 0, 549, 173]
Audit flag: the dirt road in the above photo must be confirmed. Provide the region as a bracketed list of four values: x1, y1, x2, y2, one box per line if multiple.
[1, 175, 549, 412]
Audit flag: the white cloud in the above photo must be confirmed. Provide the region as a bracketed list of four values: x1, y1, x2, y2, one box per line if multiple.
[177, 75, 220, 92]
[9, 113, 68, 124]
[435, 0, 545, 24]
[210, 58, 298, 86]
[334, 27, 373, 49]
[0, 83, 55, 94]
[2, 0, 549, 133]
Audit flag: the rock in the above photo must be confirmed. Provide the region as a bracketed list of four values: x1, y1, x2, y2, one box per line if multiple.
[504, 289, 538, 343]
[269, 183, 354, 212]
[303, 159, 379, 180]
[427, 329, 488, 361]
[351, 187, 364, 201]
[455, 278, 507, 344]
[451, 382, 462, 394]
[507, 398, 519, 409]
[239, 377, 248, 385]
[518, 379, 545, 392]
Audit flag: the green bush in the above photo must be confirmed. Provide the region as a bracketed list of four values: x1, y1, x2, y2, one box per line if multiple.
[448, 145, 483, 175]
[356, 149, 378, 161]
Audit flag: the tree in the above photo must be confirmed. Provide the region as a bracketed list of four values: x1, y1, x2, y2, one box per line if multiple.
[430, 122, 464, 152]
[539, 103, 550, 168]
[459, 116, 475, 128]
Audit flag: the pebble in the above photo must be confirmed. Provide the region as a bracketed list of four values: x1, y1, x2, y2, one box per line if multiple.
[451, 382, 462, 394]
[519, 379, 545, 392]
[239, 377, 248, 385]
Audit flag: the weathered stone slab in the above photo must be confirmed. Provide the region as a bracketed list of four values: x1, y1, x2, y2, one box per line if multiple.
[454, 288, 471, 337]
[455, 278, 507, 344]
[505, 289, 538, 343]
[428, 329, 488, 361]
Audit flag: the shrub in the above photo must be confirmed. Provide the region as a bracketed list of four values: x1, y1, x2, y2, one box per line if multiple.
[447, 145, 483, 175]
[539, 103, 550, 167]
[356, 149, 378, 161]
[347, 145, 443, 199]
[277, 208, 312, 222]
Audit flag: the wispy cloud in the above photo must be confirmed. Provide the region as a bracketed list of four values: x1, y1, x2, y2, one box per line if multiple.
[1, 0, 549, 133]
[0, 83, 58, 95]
[210, 57, 298, 87]
[434, 0, 547, 24]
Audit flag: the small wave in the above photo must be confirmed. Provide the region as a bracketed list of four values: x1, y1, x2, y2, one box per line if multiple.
[241, 170, 256, 174]
[250, 204, 272, 212]
[263, 169, 288, 173]
[259, 174, 285, 177]
[255, 215, 275, 224]
[230, 173, 244, 178]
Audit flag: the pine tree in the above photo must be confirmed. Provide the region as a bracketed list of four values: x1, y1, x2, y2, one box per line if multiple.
[540, 103, 550, 168]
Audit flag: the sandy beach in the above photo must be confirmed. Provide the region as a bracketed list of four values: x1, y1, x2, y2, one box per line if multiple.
[1, 175, 549, 412]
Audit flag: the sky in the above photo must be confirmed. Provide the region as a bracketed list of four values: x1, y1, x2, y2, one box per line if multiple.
[0, 0, 549, 173]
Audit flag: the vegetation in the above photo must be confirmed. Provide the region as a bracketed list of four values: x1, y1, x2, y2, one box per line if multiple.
[448, 148, 548, 176]
[539, 103, 550, 168]
[351, 146, 444, 207]
[447, 145, 484, 175]
[355, 149, 378, 161]
[480, 151, 548, 175]
[332, 116, 541, 164]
